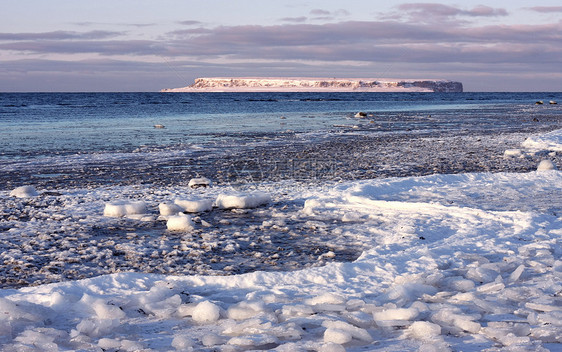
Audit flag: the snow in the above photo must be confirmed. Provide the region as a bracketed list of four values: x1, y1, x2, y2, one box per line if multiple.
[537, 159, 556, 171]
[162, 77, 463, 92]
[191, 300, 221, 323]
[188, 177, 212, 189]
[522, 128, 562, 152]
[103, 200, 147, 217]
[166, 213, 195, 231]
[9, 185, 38, 198]
[1, 130, 562, 351]
[174, 198, 214, 213]
[215, 192, 271, 209]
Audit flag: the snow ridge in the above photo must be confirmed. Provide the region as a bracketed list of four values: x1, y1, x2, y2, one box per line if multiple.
[161, 77, 463, 92]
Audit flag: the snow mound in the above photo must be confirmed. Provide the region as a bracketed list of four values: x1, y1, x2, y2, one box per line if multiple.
[10, 185, 39, 198]
[174, 198, 213, 213]
[537, 159, 556, 171]
[158, 202, 183, 216]
[103, 200, 147, 217]
[215, 192, 271, 209]
[408, 321, 442, 340]
[192, 301, 221, 323]
[522, 128, 562, 152]
[166, 214, 194, 231]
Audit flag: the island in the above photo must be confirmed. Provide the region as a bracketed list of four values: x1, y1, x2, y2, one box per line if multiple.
[161, 77, 463, 93]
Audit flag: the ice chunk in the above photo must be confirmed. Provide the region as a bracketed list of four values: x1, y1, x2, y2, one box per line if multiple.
[503, 149, 523, 157]
[171, 334, 194, 350]
[188, 177, 212, 188]
[159, 202, 183, 216]
[14, 329, 59, 350]
[75, 318, 120, 338]
[379, 282, 437, 306]
[322, 320, 373, 342]
[509, 264, 525, 282]
[227, 334, 279, 347]
[373, 308, 419, 322]
[192, 300, 221, 323]
[408, 321, 442, 340]
[305, 293, 346, 306]
[320, 343, 346, 352]
[227, 301, 267, 320]
[120, 340, 145, 351]
[201, 333, 226, 347]
[10, 185, 39, 198]
[531, 326, 562, 343]
[453, 318, 481, 333]
[98, 338, 121, 349]
[103, 200, 147, 217]
[92, 300, 126, 320]
[465, 266, 499, 283]
[167, 214, 195, 231]
[444, 277, 475, 292]
[281, 304, 314, 318]
[537, 159, 556, 171]
[476, 282, 505, 293]
[525, 302, 559, 312]
[324, 328, 352, 344]
[216, 192, 271, 209]
[174, 198, 213, 213]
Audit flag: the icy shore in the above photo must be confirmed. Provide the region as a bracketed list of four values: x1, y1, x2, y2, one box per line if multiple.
[0, 129, 561, 351]
[161, 77, 463, 93]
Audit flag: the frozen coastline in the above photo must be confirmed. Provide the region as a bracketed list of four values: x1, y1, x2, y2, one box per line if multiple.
[1, 127, 561, 351]
[161, 77, 463, 93]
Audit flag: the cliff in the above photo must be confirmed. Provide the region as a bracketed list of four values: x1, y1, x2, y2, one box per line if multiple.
[161, 77, 463, 93]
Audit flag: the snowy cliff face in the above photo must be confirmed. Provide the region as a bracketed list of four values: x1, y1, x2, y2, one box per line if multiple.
[162, 78, 463, 92]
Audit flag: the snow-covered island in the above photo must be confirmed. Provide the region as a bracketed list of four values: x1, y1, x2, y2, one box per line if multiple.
[161, 77, 463, 92]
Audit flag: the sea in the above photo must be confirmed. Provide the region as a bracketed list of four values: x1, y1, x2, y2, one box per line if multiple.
[2, 92, 561, 189]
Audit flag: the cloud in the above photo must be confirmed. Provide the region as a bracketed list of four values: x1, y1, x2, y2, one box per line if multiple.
[177, 20, 203, 26]
[308, 8, 350, 21]
[390, 3, 507, 23]
[1, 9, 561, 91]
[4, 20, 560, 65]
[0, 39, 159, 56]
[0, 30, 123, 41]
[279, 16, 308, 23]
[526, 6, 562, 13]
[310, 9, 331, 16]
[73, 22, 155, 28]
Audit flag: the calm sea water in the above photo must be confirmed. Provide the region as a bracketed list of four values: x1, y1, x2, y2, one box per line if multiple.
[1, 92, 560, 161]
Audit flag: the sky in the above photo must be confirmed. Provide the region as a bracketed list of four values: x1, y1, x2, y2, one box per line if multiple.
[1, 0, 561, 92]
